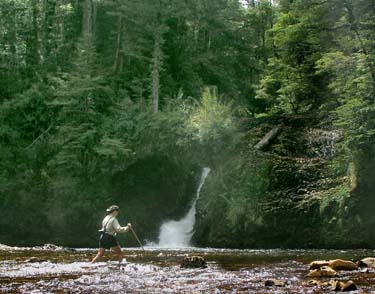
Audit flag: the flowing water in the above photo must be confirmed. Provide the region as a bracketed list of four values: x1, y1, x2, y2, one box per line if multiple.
[157, 168, 211, 248]
[2, 169, 375, 293]
[1, 246, 375, 293]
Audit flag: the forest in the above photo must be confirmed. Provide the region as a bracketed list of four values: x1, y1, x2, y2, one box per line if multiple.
[0, 0, 375, 248]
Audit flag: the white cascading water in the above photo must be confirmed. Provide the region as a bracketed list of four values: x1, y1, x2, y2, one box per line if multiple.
[157, 167, 211, 248]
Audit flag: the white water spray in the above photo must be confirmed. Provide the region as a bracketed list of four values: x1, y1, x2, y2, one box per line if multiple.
[157, 167, 211, 248]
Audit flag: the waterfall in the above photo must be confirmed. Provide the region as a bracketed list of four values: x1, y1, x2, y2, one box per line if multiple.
[157, 167, 211, 248]
[307, 129, 342, 158]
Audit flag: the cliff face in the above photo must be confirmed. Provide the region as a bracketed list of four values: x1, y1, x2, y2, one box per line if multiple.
[194, 116, 375, 249]
[349, 145, 375, 246]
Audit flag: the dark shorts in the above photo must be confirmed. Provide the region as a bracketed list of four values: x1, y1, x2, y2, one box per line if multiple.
[99, 233, 119, 249]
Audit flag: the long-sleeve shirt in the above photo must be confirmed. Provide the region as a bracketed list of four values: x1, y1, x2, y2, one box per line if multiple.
[101, 215, 129, 236]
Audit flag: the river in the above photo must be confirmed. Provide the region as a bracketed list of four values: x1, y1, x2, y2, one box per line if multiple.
[1, 247, 375, 293]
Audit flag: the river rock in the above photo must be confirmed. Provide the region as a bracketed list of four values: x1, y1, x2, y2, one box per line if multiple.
[25, 257, 49, 263]
[308, 280, 325, 286]
[341, 280, 357, 292]
[181, 256, 207, 269]
[330, 280, 345, 291]
[307, 266, 337, 278]
[265, 279, 287, 287]
[34, 243, 75, 252]
[309, 259, 357, 271]
[328, 259, 358, 271]
[42, 244, 64, 251]
[308, 279, 358, 292]
[309, 260, 330, 270]
[357, 257, 375, 268]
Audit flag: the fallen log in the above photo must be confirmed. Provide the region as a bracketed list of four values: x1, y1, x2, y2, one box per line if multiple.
[254, 125, 282, 150]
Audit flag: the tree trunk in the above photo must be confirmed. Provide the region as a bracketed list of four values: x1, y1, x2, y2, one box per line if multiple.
[82, 0, 93, 37]
[152, 29, 162, 114]
[113, 15, 124, 73]
[92, 0, 97, 38]
[254, 126, 282, 150]
[43, 0, 56, 63]
[343, 0, 375, 93]
[9, 6, 17, 65]
[26, 0, 40, 74]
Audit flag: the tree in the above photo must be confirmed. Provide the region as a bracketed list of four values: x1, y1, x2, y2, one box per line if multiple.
[256, 0, 333, 114]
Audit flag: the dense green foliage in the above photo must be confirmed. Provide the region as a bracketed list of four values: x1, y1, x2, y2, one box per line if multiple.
[0, 0, 374, 248]
[195, 0, 375, 248]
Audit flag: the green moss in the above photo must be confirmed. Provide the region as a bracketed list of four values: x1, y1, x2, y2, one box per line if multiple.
[319, 182, 351, 215]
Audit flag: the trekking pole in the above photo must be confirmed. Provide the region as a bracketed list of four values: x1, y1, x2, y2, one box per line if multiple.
[130, 227, 145, 251]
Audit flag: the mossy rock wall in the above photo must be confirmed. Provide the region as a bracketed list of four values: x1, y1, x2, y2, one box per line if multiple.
[194, 117, 375, 249]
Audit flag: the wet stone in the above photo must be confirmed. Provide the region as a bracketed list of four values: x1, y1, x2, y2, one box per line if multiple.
[358, 257, 375, 268]
[328, 259, 358, 271]
[307, 266, 337, 278]
[307, 279, 323, 286]
[264, 279, 287, 287]
[309, 260, 329, 270]
[361, 268, 371, 273]
[308, 279, 358, 292]
[330, 280, 345, 291]
[35, 244, 75, 252]
[341, 280, 357, 292]
[25, 257, 49, 263]
[180, 256, 207, 268]
[309, 259, 357, 271]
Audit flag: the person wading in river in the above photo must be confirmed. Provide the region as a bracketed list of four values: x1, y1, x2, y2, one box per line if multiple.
[92, 205, 131, 263]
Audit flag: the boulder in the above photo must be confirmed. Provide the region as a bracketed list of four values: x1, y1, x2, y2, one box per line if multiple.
[309, 260, 330, 270]
[328, 259, 358, 271]
[180, 256, 207, 269]
[307, 266, 337, 278]
[264, 279, 287, 287]
[309, 259, 357, 271]
[358, 257, 375, 268]
[341, 280, 357, 292]
[330, 280, 345, 291]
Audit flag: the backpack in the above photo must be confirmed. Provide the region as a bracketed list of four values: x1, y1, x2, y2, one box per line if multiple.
[98, 216, 113, 234]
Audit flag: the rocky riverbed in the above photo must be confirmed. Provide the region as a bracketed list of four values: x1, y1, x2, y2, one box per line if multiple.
[1, 246, 375, 293]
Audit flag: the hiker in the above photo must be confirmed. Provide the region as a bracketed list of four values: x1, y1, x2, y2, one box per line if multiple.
[92, 205, 132, 263]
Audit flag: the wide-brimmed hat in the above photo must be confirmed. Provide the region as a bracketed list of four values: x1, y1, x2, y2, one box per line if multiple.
[106, 205, 120, 213]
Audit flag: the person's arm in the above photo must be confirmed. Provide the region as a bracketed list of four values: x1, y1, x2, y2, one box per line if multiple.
[112, 219, 131, 233]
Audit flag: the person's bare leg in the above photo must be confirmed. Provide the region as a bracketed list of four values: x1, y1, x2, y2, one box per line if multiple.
[112, 246, 123, 263]
[91, 248, 105, 263]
